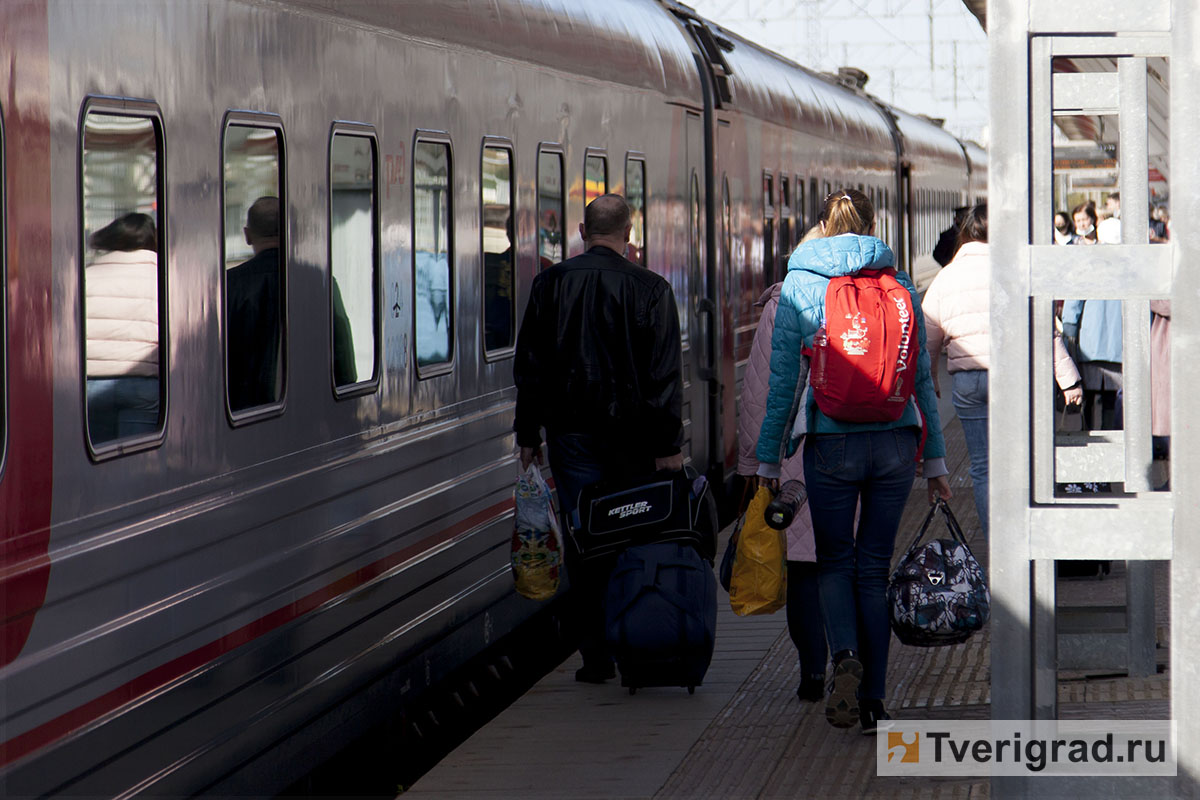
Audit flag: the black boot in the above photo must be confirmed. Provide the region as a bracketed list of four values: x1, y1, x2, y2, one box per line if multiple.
[859, 698, 893, 735]
[797, 672, 825, 702]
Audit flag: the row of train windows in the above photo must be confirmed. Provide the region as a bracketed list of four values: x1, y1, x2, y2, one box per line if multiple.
[70, 99, 648, 457]
[761, 172, 892, 277]
[914, 189, 959, 257]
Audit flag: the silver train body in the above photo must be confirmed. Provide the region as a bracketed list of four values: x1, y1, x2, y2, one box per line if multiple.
[0, 1, 985, 795]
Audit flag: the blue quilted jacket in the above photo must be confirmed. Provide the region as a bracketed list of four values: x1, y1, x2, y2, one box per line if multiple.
[755, 234, 947, 478]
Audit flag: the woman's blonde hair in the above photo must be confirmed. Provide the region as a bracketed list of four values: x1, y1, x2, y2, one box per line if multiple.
[820, 187, 874, 237]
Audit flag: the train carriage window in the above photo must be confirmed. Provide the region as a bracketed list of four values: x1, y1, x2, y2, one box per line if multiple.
[223, 120, 285, 417]
[795, 175, 805, 237]
[626, 155, 646, 265]
[482, 142, 515, 354]
[537, 148, 564, 268]
[762, 171, 775, 284]
[330, 129, 379, 392]
[413, 137, 453, 371]
[585, 153, 607, 208]
[81, 105, 167, 450]
[779, 175, 792, 258]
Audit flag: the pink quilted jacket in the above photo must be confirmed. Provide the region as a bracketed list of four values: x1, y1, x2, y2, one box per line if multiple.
[736, 284, 816, 562]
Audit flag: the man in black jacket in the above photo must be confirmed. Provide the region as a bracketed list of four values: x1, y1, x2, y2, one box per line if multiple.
[513, 193, 684, 683]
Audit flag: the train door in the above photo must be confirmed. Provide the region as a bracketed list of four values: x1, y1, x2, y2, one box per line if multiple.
[685, 111, 713, 474]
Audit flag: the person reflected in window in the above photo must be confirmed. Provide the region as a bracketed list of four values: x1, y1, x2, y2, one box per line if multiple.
[228, 196, 283, 411]
[1053, 210, 1076, 244]
[1071, 201, 1098, 245]
[85, 212, 160, 442]
[332, 278, 357, 387]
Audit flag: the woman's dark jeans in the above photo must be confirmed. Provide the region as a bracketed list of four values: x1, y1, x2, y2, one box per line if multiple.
[786, 560, 827, 678]
[804, 428, 918, 700]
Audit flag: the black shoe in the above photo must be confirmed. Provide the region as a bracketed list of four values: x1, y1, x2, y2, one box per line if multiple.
[574, 662, 616, 684]
[825, 651, 863, 728]
[859, 699, 893, 735]
[797, 673, 825, 702]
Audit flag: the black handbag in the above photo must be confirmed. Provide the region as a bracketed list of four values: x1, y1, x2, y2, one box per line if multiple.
[718, 482, 754, 593]
[887, 500, 990, 647]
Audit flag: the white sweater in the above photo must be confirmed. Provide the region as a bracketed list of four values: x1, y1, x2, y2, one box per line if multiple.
[924, 241, 1080, 389]
[85, 249, 159, 378]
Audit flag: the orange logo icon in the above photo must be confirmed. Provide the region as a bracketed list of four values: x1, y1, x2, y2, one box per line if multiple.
[887, 731, 920, 763]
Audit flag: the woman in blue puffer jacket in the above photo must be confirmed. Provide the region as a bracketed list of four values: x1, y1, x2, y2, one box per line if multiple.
[756, 189, 952, 734]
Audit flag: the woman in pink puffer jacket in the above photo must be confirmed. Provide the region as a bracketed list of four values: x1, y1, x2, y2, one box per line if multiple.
[737, 279, 827, 702]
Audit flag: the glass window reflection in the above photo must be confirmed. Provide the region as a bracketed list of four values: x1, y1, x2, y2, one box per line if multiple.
[330, 132, 377, 388]
[537, 150, 564, 269]
[223, 124, 284, 412]
[626, 157, 646, 265]
[414, 140, 453, 369]
[81, 111, 164, 446]
[482, 145, 514, 353]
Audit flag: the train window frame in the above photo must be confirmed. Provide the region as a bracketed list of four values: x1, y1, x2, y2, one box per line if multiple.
[411, 130, 456, 379]
[779, 174, 792, 255]
[762, 170, 775, 283]
[625, 152, 647, 266]
[328, 122, 382, 398]
[481, 136, 516, 361]
[536, 143, 565, 270]
[794, 174, 805, 237]
[79, 96, 170, 460]
[220, 111, 288, 425]
[584, 149, 608, 210]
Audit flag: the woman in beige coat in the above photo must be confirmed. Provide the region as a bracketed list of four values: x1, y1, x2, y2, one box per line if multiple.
[85, 213, 160, 443]
[924, 205, 1083, 535]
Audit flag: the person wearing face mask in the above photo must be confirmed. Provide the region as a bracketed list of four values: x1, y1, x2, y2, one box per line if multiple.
[1071, 201, 1098, 245]
[1054, 210, 1077, 245]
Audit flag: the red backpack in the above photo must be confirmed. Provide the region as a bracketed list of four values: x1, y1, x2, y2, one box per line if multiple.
[807, 268, 918, 422]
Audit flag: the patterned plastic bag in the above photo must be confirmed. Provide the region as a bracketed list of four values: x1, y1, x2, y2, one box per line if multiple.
[511, 464, 563, 601]
[728, 486, 787, 616]
[887, 499, 989, 647]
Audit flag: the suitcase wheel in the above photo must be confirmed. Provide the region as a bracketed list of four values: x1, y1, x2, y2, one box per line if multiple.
[629, 687, 637, 696]
[688, 686, 695, 695]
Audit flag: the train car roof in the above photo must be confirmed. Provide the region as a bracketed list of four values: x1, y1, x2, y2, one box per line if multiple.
[963, 140, 988, 175]
[713, 27, 896, 154]
[888, 106, 969, 173]
[276, 0, 703, 99]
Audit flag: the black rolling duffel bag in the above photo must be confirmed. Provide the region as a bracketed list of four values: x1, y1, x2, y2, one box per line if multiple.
[604, 539, 717, 694]
[568, 467, 717, 563]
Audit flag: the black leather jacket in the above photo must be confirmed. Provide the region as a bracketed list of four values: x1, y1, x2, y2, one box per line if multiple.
[513, 245, 683, 458]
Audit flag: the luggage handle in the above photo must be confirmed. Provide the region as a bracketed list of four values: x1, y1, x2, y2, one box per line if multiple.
[900, 499, 973, 558]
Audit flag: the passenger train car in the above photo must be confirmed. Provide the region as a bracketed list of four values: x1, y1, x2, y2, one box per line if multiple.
[0, 1, 985, 795]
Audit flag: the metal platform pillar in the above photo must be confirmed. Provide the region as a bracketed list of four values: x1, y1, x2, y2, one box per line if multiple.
[989, 0, 1196, 796]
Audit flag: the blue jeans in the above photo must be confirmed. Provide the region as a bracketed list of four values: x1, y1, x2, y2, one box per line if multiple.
[804, 428, 918, 700]
[546, 431, 654, 669]
[952, 370, 988, 538]
[86, 376, 160, 443]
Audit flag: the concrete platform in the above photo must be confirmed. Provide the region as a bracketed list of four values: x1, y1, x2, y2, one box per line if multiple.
[405, 396, 1171, 799]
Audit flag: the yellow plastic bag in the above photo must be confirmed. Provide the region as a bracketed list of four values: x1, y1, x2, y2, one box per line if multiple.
[728, 486, 787, 616]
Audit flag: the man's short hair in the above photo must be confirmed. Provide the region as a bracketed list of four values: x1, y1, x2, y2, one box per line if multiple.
[246, 196, 281, 240]
[584, 194, 631, 238]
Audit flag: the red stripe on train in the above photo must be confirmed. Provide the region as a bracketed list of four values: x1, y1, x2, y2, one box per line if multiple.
[0, 497, 516, 768]
[0, 0, 54, 668]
